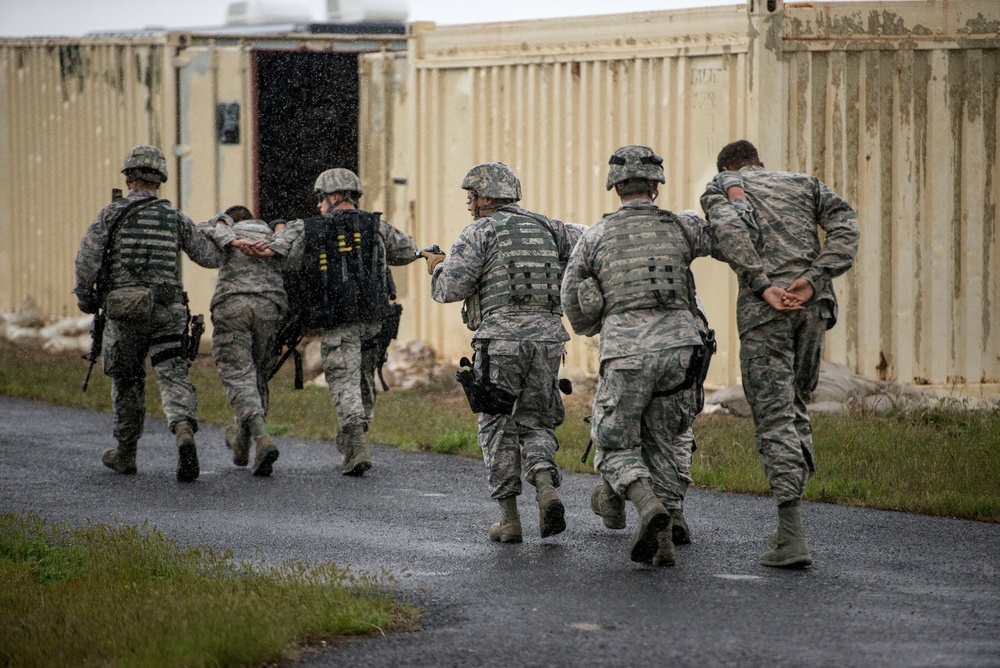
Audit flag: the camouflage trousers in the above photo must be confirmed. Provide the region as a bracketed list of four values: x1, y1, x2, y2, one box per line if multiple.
[591, 346, 698, 510]
[211, 298, 282, 429]
[102, 301, 198, 444]
[740, 306, 828, 505]
[360, 340, 380, 426]
[321, 322, 381, 431]
[475, 339, 566, 500]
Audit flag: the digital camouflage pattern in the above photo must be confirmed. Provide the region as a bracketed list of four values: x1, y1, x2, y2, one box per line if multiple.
[120, 144, 168, 183]
[562, 195, 714, 510]
[431, 202, 576, 502]
[75, 188, 222, 445]
[605, 145, 665, 191]
[204, 220, 289, 431]
[700, 164, 859, 504]
[267, 209, 419, 432]
[460, 163, 522, 200]
[314, 168, 364, 196]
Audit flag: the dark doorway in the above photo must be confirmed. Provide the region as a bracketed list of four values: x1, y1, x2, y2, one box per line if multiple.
[253, 51, 359, 222]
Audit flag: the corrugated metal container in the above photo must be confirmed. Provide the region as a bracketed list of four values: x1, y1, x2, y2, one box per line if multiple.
[373, 0, 998, 392]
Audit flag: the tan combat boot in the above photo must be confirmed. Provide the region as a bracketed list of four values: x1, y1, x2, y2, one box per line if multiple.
[625, 478, 671, 563]
[174, 420, 200, 482]
[759, 500, 813, 568]
[534, 470, 566, 538]
[652, 524, 676, 567]
[489, 496, 523, 543]
[339, 423, 372, 477]
[670, 509, 691, 545]
[590, 479, 626, 530]
[248, 415, 279, 477]
[102, 441, 137, 475]
[225, 420, 251, 467]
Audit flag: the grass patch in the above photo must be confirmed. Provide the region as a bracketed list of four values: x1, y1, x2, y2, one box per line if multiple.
[1, 340, 998, 522]
[0, 511, 418, 668]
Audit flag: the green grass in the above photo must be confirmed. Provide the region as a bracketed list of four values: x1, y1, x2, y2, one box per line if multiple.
[1, 340, 998, 522]
[0, 511, 418, 668]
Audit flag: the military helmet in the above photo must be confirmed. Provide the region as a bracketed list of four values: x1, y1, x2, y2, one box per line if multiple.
[460, 162, 522, 201]
[314, 168, 364, 198]
[605, 145, 665, 191]
[120, 144, 168, 183]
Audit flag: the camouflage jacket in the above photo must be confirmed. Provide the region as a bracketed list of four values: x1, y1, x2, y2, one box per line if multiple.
[700, 165, 859, 335]
[431, 204, 573, 342]
[74, 188, 221, 298]
[203, 220, 288, 312]
[562, 199, 714, 361]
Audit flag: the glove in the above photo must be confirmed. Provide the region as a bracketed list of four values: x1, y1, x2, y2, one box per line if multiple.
[76, 290, 99, 314]
[422, 252, 446, 275]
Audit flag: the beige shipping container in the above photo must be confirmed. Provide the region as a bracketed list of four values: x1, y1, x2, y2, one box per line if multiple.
[362, 0, 999, 394]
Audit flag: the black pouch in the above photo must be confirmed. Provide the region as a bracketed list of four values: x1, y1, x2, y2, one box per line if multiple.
[455, 348, 517, 416]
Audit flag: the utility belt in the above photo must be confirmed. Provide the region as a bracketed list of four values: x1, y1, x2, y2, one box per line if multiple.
[455, 341, 518, 416]
[650, 328, 717, 413]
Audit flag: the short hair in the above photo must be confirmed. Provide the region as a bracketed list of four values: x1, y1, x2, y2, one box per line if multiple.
[716, 140, 760, 172]
[224, 205, 254, 223]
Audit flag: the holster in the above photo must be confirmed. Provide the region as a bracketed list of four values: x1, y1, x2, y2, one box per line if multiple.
[455, 343, 517, 415]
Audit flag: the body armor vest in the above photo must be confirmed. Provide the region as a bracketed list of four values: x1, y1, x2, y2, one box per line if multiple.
[291, 210, 389, 329]
[462, 210, 563, 331]
[108, 199, 181, 295]
[599, 207, 693, 316]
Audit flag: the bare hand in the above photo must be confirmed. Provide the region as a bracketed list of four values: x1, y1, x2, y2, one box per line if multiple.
[231, 239, 274, 257]
[761, 285, 804, 312]
[421, 251, 446, 275]
[783, 277, 815, 307]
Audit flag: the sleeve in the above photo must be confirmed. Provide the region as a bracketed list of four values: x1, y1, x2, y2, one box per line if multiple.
[799, 180, 860, 293]
[700, 180, 772, 295]
[380, 220, 420, 265]
[560, 231, 602, 336]
[203, 222, 237, 249]
[73, 210, 111, 296]
[430, 223, 486, 304]
[179, 214, 224, 268]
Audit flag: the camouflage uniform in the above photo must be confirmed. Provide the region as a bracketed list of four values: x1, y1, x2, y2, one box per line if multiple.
[562, 199, 714, 510]
[700, 164, 859, 504]
[431, 203, 574, 501]
[268, 213, 418, 433]
[74, 185, 221, 457]
[203, 219, 287, 437]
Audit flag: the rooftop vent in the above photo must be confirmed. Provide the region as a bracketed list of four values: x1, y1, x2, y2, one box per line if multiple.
[226, 0, 314, 25]
[326, 0, 408, 23]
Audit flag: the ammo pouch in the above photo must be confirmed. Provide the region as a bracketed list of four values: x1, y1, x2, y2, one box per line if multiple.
[104, 286, 153, 321]
[455, 344, 517, 415]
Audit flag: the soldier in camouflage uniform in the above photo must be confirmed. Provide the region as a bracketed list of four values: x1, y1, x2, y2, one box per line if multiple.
[259, 168, 421, 476]
[562, 145, 715, 566]
[202, 205, 286, 477]
[425, 162, 575, 544]
[73, 145, 222, 482]
[700, 139, 859, 568]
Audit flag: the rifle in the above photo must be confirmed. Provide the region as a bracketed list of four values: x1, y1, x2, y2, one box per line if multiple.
[361, 303, 403, 391]
[266, 310, 305, 388]
[579, 415, 594, 463]
[81, 188, 123, 392]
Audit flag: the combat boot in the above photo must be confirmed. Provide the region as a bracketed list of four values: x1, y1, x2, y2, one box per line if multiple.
[670, 509, 691, 545]
[489, 496, 522, 543]
[339, 423, 372, 477]
[759, 500, 813, 568]
[534, 470, 566, 538]
[652, 525, 676, 567]
[225, 420, 251, 467]
[625, 478, 671, 563]
[590, 479, 626, 530]
[248, 415, 279, 477]
[102, 441, 137, 475]
[174, 420, 200, 482]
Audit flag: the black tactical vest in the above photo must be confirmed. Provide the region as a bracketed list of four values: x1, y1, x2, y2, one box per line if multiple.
[290, 210, 389, 329]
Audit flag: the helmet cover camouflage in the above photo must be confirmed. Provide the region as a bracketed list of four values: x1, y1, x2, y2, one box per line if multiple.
[120, 144, 168, 183]
[314, 168, 364, 197]
[605, 145, 665, 191]
[460, 162, 522, 201]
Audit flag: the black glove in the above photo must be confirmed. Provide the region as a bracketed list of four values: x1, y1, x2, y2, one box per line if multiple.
[76, 291, 99, 314]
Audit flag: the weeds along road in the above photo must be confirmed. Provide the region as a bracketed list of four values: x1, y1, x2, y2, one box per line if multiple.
[2, 396, 998, 668]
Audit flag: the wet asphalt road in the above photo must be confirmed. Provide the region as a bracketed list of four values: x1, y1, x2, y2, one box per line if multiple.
[2, 396, 998, 667]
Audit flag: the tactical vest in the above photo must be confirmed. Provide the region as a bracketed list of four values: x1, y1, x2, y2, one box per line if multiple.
[108, 199, 182, 296]
[291, 210, 389, 329]
[599, 207, 693, 316]
[462, 210, 563, 331]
